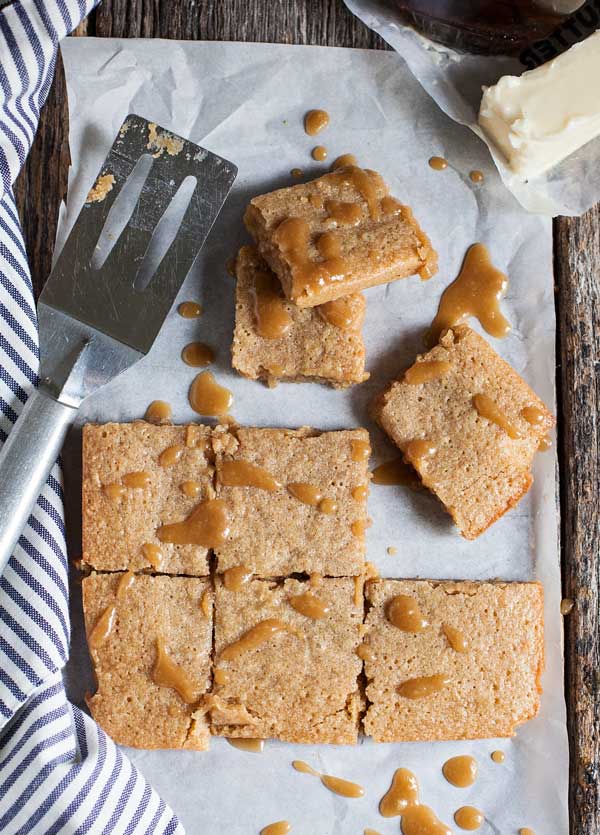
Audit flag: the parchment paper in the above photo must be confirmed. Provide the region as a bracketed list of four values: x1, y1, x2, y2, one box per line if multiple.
[59, 39, 568, 835]
[344, 0, 600, 217]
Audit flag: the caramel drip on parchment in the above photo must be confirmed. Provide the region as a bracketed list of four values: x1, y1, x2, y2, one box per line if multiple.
[312, 145, 327, 161]
[398, 674, 450, 699]
[331, 153, 357, 170]
[122, 471, 152, 488]
[429, 156, 448, 171]
[159, 444, 184, 467]
[181, 342, 215, 367]
[220, 460, 281, 491]
[387, 595, 429, 633]
[324, 199, 362, 226]
[401, 806, 452, 835]
[88, 604, 116, 651]
[351, 439, 370, 462]
[152, 636, 197, 703]
[144, 400, 172, 424]
[443, 623, 469, 653]
[288, 483, 323, 506]
[473, 393, 522, 440]
[227, 737, 265, 754]
[260, 820, 290, 835]
[289, 591, 329, 620]
[292, 760, 319, 775]
[380, 768, 419, 816]
[290, 168, 303, 179]
[220, 619, 299, 661]
[189, 371, 232, 416]
[317, 294, 364, 330]
[404, 360, 451, 385]
[292, 760, 364, 798]
[304, 109, 329, 136]
[454, 806, 484, 830]
[222, 564, 252, 592]
[469, 170, 484, 183]
[178, 301, 202, 319]
[442, 755, 478, 788]
[157, 498, 230, 547]
[491, 750, 505, 764]
[251, 269, 293, 340]
[364, 830, 383, 835]
[371, 458, 419, 488]
[426, 242, 510, 347]
[519, 829, 535, 835]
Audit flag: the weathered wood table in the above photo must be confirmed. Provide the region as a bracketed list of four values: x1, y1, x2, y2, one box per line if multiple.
[14, 1, 600, 832]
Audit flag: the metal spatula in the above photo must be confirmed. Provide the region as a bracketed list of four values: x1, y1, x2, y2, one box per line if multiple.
[0, 114, 237, 572]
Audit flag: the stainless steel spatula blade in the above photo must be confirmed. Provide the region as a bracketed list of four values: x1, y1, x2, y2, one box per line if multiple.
[0, 114, 237, 572]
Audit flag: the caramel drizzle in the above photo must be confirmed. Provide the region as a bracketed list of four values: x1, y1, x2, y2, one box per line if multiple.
[288, 482, 323, 506]
[290, 168, 303, 179]
[103, 483, 125, 500]
[398, 674, 450, 699]
[473, 393, 522, 440]
[157, 498, 230, 547]
[387, 594, 429, 633]
[251, 269, 293, 340]
[142, 542, 162, 570]
[521, 405, 546, 426]
[351, 519, 367, 538]
[317, 294, 365, 330]
[220, 460, 281, 491]
[292, 760, 364, 798]
[159, 444, 185, 467]
[181, 480, 202, 498]
[469, 170, 484, 183]
[289, 591, 329, 620]
[88, 603, 116, 651]
[318, 498, 337, 515]
[312, 145, 327, 161]
[401, 806, 452, 835]
[260, 821, 290, 835]
[352, 484, 368, 501]
[442, 755, 478, 788]
[404, 360, 451, 385]
[560, 598, 574, 615]
[442, 623, 469, 653]
[426, 242, 510, 347]
[309, 572, 323, 589]
[404, 439, 436, 466]
[454, 806, 484, 830]
[152, 636, 197, 703]
[220, 619, 300, 661]
[351, 439, 370, 462]
[356, 642, 376, 663]
[429, 156, 448, 171]
[229, 737, 265, 754]
[380, 195, 403, 216]
[200, 588, 211, 618]
[324, 199, 362, 226]
[122, 471, 152, 488]
[222, 564, 252, 592]
[304, 109, 329, 136]
[332, 165, 380, 220]
[371, 458, 419, 488]
[379, 767, 451, 835]
[331, 153, 357, 170]
[181, 342, 215, 367]
[538, 433, 552, 451]
[117, 570, 134, 599]
[189, 371, 233, 416]
[214, 668, 230, 685]
[178, 301, 202, 318]
[491, 750, 505, 764]
[144, 400, 172, 424]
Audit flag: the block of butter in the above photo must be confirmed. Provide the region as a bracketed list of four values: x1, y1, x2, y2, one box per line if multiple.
[478, 31, 600, 181]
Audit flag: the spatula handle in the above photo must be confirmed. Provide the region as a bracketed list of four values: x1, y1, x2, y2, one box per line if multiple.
[0, 388, 75, 575]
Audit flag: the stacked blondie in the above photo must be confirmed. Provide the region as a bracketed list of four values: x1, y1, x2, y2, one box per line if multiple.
[82, 421, 544, 750]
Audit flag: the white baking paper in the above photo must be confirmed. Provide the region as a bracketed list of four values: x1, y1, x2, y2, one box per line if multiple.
[344, 0, 600, 217]
[58, 38, 568, 835]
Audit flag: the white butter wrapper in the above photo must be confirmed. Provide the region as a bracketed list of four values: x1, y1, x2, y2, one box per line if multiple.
[344, 0, 600, 215]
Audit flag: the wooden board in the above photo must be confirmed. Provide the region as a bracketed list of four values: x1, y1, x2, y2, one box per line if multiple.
[13, 1, 600, 832]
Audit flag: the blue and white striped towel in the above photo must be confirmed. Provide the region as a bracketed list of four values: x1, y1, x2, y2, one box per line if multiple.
[0, 2, 183, 832]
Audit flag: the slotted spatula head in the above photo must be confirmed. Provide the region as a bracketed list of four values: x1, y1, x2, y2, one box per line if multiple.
[38, 114, 237, 405]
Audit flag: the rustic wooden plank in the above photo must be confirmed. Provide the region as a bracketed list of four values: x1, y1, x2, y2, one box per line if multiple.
[555, 207, 600, 835]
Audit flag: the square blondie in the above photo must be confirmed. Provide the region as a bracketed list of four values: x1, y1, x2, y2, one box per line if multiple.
[371, 325, 555, 539]
[82, 422, 215, 574]
[362, 579, 544, 742]
[214, 426, 371, 576]
[209, 577, 363, 743]
[231, 245, 368, 387]
[83, 572, 213, 750]
[244, 167, 437, 307]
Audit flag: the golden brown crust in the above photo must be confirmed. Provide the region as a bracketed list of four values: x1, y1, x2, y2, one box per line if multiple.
[362, 579, 544, 742]
[370, 325, 555, 539]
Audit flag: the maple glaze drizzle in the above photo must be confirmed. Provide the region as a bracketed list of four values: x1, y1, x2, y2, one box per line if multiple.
[469, 170, 484, 183]
[491, 750, 505, 763]
[152, 636, 197, 703]
[189, 371, 233, 416]
[220, 619, 299, 660]
[324, 199, 362, 226]
[429, 156, 448, 171]
[227, 737, 265, 753]
[157, 498, 230, 547]
[88, 604, 116, 651]
[220, 460, 281, 491]
[287, 482, 323, 506]
[371, 458, 418, 487]
[398, 674, 450, 699]
[159, 444, 185, 467]
[442, 623, 469, 653]
[331, 153, 357, 170]
[318, 295, 365, 332]
[387, 595, 429, 632]
[426, 243, 510, 347]
[455, 807, 484, 830]
[380, 768, 419, 816]
[251, 269, 293, 339]
[122, 471, 152, 489]
[304, 109, 329, 136]
[312, 145, 327, 161]
[473, 393, 522, 440]
[260, 820, 290, 835]
[351, 439, 370, 462]
[404, 360, 451, 385]
[442, 755, 478, 788]
[178, 301, 202, 319]
[181, 342, 215, 367]
[319, 498, 337, 515]
[289, 591, 329, 620]
[103, 483, 125, 500]
[142, 542, 162, 570]
[222, 564, 252, 592]
[144, 400, 172, 424]
[181, 480, 202, 498]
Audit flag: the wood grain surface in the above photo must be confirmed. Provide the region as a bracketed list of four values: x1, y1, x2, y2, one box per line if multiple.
[13, 1, 600, 832]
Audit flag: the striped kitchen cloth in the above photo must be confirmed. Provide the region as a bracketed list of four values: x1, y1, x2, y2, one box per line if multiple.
[0, 2, 184, 832]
